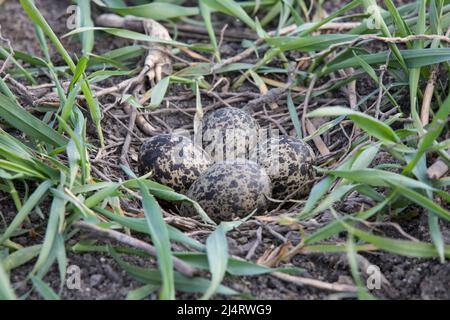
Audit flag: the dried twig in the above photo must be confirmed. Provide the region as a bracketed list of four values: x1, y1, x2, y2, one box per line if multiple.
[245, 226, 263, 260]
[120, 103, 137, 165]
[301, 75, 317, 138]
[375, 52, 391, 119]
[0, 25, 14, 75]
[272, 271, 358, 293]
[73, 221, 197, 277]
[211, 22, 361, 73]
[420, 66, 438, 126]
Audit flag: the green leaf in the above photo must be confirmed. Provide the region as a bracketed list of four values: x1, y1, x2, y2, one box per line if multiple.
[65, 27, 186, 47]
[76, 0, 94, 54]
[305, 199, 390, 245]
[19, 0, 104, 145]
[384, 0, 411, 38]
[362, 0, 407, 71]
[137, 181, 175, 300]
[201, 0, 256, 29]
[150, 76, 171, 108]
[32, 191, 66, 274]
[0, 48, 36, 85]
[109, 247, 237, 295]
[126, 284, 158, 300]
[68, 56, 89, 92]
[301, 175, 336, 216]
[0, 263, 16, 300]
[287, 91, 302, 138]
[0, 180, 53, 243]
[96, 206, 206, 251]
[202, 223, 229, 300]
[267, 34, 358, 52]
[353, 52, 379, 82]
[404, 92, 450, 174]
[199, 1, 219, 60]
[386, 181, 450, 222]
[20, 0, 76, 70]
[328, 168, 434, 191]
[31, 276, 60, 300]
[2, 245, 42, 272]
[308, 107, 400, 144]
[0, 93, 66, 147]
[94, 0, 199, 19]
[323, 49, 450, 75]
[298, 0, 362, 36]
[346, 224, 450, 258]
[175, 253, 277, 276]
[346, 235, 375, 300]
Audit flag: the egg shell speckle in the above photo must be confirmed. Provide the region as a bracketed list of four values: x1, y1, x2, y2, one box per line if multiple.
[250, 135, 315, 200]
[184, 159, 271, 222]
[202, 107, 259, 161]
[138, 134, 211, 194]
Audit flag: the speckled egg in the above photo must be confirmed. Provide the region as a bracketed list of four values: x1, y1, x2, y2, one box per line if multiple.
[202, 107, 259, 162]
[138, 134, 211, 194]
[184, 159, 271, 222]
[250, 135, 315, 200]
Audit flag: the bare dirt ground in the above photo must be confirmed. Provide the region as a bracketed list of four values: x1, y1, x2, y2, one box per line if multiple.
[1, 0, 449, 300]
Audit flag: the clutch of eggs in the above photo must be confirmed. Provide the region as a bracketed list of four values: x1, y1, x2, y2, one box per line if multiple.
[138, 107, 316, 222]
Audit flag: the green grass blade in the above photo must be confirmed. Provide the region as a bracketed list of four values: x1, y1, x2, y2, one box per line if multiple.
[2, 245, 41, 272]
[109, 247, 237, 295]
[20, 0, 104, 145]
[404, 91, 450, 174]
[150, 76, 170, 108]
[137, 181, 175, 300]
[0, 263, 16, 300]
[287, 90, 302, 138]
[0, 180, 53, 243]
[308, 106, 400, 144]
[95, 206, 206, 251]
[305, 198, 390, 245]
[384, 0, 411, 38]
[126, 284, 158, 300]
[268, 34, 358, 52]
[31, 191, 66, 274]
[346, 235, 375, 300]
[348, 224, 450, 258]
[76, 0, 94, 54]
[199, 1, 219, 61]
[20, 0, 76, 70]
[95, 0, 199, 19]
[386, 181, 450, 222]
[31, 276, 60, 300]
[201, 223, 229, 300]
[201, 0, 256, 29]
[0, 93, 66, 147]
